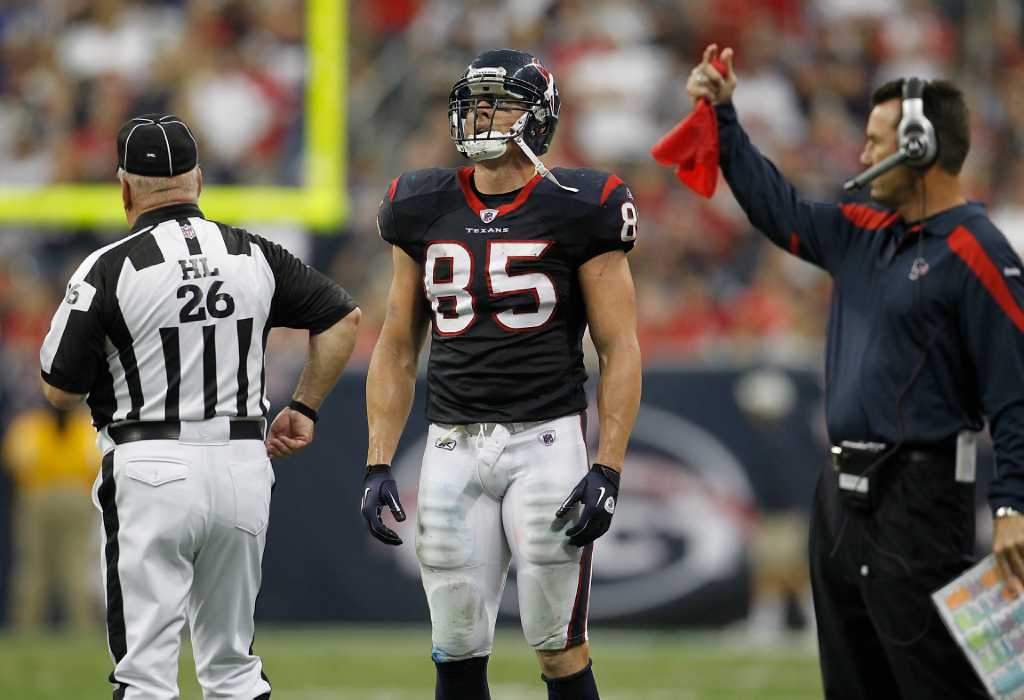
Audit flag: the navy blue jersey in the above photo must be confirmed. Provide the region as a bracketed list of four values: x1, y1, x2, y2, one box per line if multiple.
[716, 102, 1024, 511]
[378, 166, 636, 424]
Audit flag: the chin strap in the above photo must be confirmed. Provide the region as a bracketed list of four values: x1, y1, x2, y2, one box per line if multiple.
[508, 113, 577, 192]
[513, 131, 578, 193]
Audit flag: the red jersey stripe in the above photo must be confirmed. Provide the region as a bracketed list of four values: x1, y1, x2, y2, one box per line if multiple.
[839, 203, 899, 230]
[456, 167, 543, 218]
[789, 232, 800, 256]
[600, 174, 624, 205]
[948, 226, 1024, 333]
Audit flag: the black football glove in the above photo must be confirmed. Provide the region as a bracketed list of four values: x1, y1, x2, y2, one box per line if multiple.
[361, 464, 406, 545]
[556, 463, 620, 547]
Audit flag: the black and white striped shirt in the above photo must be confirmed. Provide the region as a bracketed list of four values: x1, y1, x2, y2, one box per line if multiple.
[41, 203, 356, 429]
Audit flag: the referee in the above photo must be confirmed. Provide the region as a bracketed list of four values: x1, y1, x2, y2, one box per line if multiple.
[39, 114, 360, 699]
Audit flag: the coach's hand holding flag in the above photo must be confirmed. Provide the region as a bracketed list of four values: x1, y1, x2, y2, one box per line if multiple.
[651, 45, 735, 197]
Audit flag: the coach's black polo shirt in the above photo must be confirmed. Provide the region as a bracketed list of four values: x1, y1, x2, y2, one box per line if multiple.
[716, 101, 1024, 513]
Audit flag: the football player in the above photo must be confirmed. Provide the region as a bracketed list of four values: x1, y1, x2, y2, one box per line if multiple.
[362, 49, 641, 700]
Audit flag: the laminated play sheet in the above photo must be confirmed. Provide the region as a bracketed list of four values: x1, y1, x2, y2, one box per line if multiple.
[933, 554, 1024, 700]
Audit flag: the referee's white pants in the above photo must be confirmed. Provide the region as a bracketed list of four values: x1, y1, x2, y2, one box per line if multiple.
[94, 429, 274, 699]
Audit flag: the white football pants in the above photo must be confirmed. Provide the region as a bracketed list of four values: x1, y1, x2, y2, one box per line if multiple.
[94, 419, 274, 699]
[415, 413, 593, 662]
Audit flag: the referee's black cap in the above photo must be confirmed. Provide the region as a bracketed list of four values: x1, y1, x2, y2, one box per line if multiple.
[116, 114, 198, 177]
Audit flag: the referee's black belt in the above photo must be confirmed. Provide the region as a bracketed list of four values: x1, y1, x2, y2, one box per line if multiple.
[108, 419, 265, 445]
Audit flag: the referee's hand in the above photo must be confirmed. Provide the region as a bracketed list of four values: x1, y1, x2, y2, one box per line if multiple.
[266, 407, 314, 458]
[994, 514, 1024, 596]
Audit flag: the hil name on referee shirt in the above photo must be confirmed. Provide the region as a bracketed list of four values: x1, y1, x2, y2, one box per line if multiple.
[40, 204, 355, 433]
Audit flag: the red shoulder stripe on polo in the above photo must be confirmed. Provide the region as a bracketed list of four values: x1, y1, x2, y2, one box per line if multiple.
[387, 177, 399, 202]
[948, 226, 1024, 333]
[600, 174, 624, 205]
[789, 232, 800, 256]
[839, 203, 899, 230]
[456, 167, 543, 218]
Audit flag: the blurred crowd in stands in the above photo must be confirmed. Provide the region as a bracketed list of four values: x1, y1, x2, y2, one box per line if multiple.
[0, 0, 1022, 419]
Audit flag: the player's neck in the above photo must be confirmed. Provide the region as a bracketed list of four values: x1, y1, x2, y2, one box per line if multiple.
[472, 155, 536, 195]
[896, 172, 966, 223]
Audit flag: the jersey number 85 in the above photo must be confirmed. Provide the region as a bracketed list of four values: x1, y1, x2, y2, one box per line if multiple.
[424, 241, 555, 336]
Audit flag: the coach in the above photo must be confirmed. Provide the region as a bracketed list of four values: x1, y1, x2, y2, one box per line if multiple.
[39, 114, 360, 699]
[687, 45, 1024, 698]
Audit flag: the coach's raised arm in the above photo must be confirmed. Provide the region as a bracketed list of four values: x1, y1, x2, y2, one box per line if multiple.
[679, 43, 1024, 700]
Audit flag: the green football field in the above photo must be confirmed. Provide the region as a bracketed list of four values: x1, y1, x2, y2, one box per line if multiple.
[0, 626, 823, 699]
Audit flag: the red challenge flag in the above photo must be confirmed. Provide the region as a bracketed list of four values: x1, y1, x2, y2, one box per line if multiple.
[651, 57, 729, 198]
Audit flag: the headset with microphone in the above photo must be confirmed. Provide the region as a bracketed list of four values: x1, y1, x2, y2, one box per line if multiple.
[844, 77, 938, 191]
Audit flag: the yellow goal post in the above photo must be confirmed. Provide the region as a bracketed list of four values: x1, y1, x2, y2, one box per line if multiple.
[0, 0, 346, 230]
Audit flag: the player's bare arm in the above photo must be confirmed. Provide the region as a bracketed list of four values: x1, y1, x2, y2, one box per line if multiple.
[362, 245, 429, 544]
[366, 246, 430, 466]
[555, 249, 641, 549]
[579, 250, 641, 472]
[266, 307, 361, 459]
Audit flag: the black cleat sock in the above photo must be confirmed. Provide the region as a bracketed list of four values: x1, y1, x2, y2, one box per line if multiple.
[543, 659, 599, 700]
[435, 655, 491, 700]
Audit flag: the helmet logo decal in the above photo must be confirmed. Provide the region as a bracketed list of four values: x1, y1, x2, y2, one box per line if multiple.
[530, 58, 557, 115]
[480, 209, 499, 224]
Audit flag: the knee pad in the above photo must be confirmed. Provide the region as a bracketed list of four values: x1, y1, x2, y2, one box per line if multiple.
[423, 572, 494, 661]
[517, 548, 591, 651]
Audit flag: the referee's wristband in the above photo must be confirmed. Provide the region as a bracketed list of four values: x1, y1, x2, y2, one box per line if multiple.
[288, 399, 319, 423]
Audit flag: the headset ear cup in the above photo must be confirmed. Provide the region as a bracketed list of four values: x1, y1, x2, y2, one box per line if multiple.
[899, 77, 938, 169]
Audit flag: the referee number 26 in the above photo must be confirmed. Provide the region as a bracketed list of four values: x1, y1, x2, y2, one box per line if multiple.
[178, 281, 235, 323]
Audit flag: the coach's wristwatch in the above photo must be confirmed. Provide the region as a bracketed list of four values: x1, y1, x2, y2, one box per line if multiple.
[994, 506, 1022, 519]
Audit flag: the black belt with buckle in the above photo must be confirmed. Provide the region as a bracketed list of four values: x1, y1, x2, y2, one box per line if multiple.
[831, 440, 956, 511]
[108, 419, 265, 444]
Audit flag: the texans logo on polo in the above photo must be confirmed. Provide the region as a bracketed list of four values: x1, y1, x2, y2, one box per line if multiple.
[480, 209, 499, 224]
[909, 257, 929, 281]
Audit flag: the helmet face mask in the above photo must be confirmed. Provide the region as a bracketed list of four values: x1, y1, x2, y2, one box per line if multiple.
[449, 50, 559, 163]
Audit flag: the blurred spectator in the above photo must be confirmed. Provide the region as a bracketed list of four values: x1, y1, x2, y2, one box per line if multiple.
[3, 0, 1024, 365]
[734, 368, 817, 642]
[3, 405, 100, 632]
